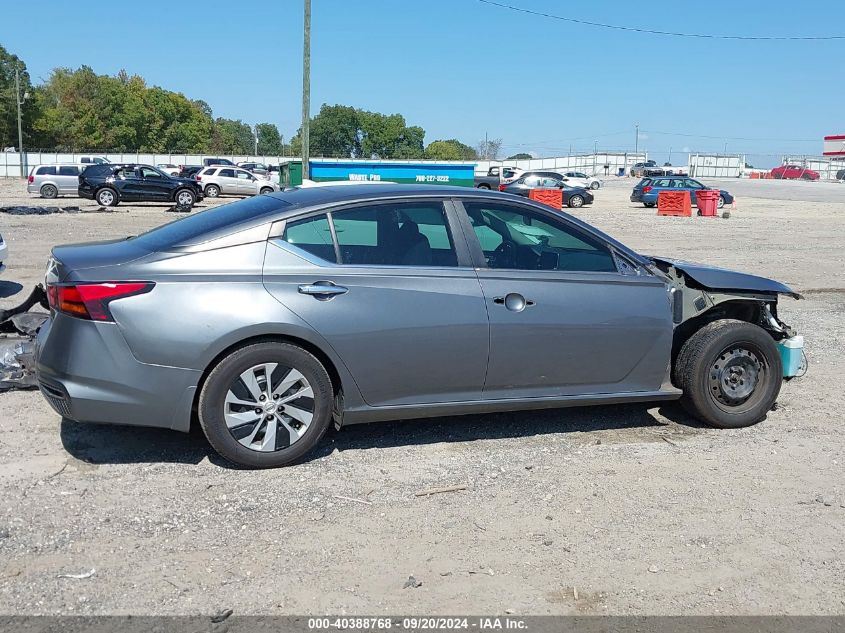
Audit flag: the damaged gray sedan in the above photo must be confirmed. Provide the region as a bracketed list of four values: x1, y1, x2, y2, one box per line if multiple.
[35, 185, 802, 468]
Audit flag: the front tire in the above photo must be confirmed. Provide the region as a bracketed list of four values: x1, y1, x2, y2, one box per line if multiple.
[96, 187, 118, 207]
[175, 189, 196, 206]
[568, 195, 584, 208]
[718, 195, 726, 209]
[476, 183, 491, 190]
[40, 184, 58, 199]
[199, 342, 334, 468]
[259, 187, 273, 195]
[674, 319, 782, 429]
[643, 202, 656, 208]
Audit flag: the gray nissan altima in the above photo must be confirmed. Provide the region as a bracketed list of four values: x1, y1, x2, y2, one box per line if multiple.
[35, 185, 802, 468]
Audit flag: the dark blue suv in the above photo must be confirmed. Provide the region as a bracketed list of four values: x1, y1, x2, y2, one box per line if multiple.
[631, 176, 734, 209]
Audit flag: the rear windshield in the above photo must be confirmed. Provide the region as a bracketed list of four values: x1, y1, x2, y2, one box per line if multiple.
[132, 195, 291, 249]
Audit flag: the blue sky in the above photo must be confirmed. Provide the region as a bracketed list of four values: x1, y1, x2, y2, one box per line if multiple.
[3, 0, 843, 166]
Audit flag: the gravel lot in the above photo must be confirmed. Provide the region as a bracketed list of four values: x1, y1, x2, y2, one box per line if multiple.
[0, 177, 843, 616]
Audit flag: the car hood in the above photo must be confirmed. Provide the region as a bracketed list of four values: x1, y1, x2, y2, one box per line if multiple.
[171, 177, 198, 186]
[650, 256, 801, 299]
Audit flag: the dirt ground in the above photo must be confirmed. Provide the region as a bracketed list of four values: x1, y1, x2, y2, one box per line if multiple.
[0, 177, 843, 616]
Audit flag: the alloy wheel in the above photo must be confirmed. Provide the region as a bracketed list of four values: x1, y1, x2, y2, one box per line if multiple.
[177, 191, 194, 206]
[98, 189, 114, 206]
[224, 363, 315, 452]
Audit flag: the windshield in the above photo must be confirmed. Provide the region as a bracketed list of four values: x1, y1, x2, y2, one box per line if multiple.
[133, 195, 290, 249]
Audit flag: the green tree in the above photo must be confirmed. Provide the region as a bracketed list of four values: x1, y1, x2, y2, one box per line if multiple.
[425, 139, 478, 160]
[0, 45, 35, 150]
[211, 118, 254, 154]
[360, 111, 424, 159]
[506, 153, 532, 160]
[256, 122, 283, 155]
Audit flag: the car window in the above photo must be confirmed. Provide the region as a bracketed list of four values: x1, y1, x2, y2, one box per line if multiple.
[652, 178, 671, 187]
[141, 167, 162, 179]
[236, 171, 253, 180]
[219, 169, 235, 178]
[686, 179, 704, 189]
[282, 214, 336, 262]
[36, 166, 56, 176]
[523, 175, 542, 187]
[462, 201, 617, 273]
[58, 166, 79, 176]
[539, 176, 561, 187]
[116, 167, 137, 179]
[331, 202, 458, 267]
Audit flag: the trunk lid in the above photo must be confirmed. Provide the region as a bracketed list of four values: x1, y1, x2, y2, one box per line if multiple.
[50, 238, 152, 282]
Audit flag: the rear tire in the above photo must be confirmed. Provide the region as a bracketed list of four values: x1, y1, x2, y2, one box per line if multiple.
[205, 184, 220, 198]
[476, 183, 491, 190]
[199, 342, 334, 468]
[40, 184, 58, 199]
[96, 187, 118, 207]
[643, 202, 656, 208]
[674, 319, 782, 429]
[590, 181, 600, 190]
[259, 187, 273, 195]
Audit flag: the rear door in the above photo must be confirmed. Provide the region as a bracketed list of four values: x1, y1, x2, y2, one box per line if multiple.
[115, 167, 145, 200]
[455, 198, 672, 399]
[263, 199, 489, 406]
[57, 165, 80, 193]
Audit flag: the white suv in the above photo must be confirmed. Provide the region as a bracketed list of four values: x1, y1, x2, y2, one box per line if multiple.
[196, 166, 280, 198]
[560, 171, 603, 190]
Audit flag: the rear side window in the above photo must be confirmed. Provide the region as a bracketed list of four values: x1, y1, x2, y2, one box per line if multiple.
[283, 215, 336, 262]
[219, 169, 235, 178]
[37, 166, 56, 176]
[58, 166, 79, 176]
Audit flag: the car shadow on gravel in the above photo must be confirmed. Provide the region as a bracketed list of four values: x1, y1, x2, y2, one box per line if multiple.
[58, 402, 705, 468]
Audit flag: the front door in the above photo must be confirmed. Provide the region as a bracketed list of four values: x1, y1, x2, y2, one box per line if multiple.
[262, 199, 489, 407]
[139, 166, 171, 200]
[216, 168, 239, 194]
[457, 199, 673, 399]
[236, 170, 257, 195]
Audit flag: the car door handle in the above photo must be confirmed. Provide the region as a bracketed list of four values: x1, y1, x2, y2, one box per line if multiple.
[298, 282, 348, 299]
[493, 293, 535, 312]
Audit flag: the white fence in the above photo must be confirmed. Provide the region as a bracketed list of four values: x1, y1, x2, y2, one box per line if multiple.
[476, 152, 649, 177]
[781, 155, 845, 180]
[687, 153, 744, 179]
[0, 151, 299, 178]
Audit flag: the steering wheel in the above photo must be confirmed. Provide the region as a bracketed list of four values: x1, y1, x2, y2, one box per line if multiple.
[489, 240, 517, 268]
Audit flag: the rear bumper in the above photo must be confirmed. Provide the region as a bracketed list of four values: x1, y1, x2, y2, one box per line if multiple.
[35, 314, 201, 432]
[78, 187, 95, 200]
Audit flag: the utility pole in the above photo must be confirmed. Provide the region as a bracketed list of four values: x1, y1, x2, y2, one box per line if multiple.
[301, 0, 311, 179]
[254, 125, 259, 156]
[634, 123, 639, 158]
[15, 66, 25, 178]
[668, 146, 672, 165]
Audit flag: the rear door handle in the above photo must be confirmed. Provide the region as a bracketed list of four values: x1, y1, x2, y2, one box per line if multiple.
[493, 293, 534, 312]
[298, 282, 348, 299]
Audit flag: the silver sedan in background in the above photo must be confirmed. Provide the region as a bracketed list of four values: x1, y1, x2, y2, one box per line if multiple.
[36, 186, 801, 468]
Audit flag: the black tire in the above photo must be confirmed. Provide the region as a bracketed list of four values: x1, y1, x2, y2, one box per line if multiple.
[718, 195, 726, 209]
[96, 187, 119, 207]
[590, 181, 600, 190]
[568, 195, 584, 208]
[476, 183, 491, 190]
[205, 184, 220, 198]
[643, 202, 656, 208]
[199, 342, 334, 468]
[40, 184, 58, 199]
[674, 319, 782, 429]
[259, 187, 273, 195]
[174, 188, 196, 207]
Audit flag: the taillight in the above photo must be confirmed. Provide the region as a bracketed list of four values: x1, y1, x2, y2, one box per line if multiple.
[196, 175, 202, 182]
[643, 186, 652, 193]
[47, 282, 154, 321]
[28, 175, 34, 183]
[498, 184, 507, 191]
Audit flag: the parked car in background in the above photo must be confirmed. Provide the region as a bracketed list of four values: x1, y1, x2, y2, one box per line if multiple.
[501, 173, 594, 208]
[196, 166, 281, 198]
[202, 158, 236, 167]
[156, 163, 181, 177]
[474, 166, 523, 189]
[237, 162, 270, 177]
[0, 232, 6, 274]
[561, 171, 603, 190]
[630, 176, 734, 208]
[770, 165, 820, 181]
[35, 184, 802, 468]
[78, 156, 110, 165]
[78, 164, 203, 207]
[178, 165, 203, 179]
[836, 168, 845, 182]
[27, 164, 83, 198]
[630, 161, 662, 177]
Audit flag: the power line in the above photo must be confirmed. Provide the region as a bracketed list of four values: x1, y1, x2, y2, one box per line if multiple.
[641, 129, 818, 142]
[476, 0, 845, 40]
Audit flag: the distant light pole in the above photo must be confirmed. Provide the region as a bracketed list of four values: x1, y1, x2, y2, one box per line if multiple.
[668, 146, 672, 165]
[301, 0, 311, 179]
[723, 142, 728, 154]
[634, 124, 639, 157]
[7, 63, 30, 178]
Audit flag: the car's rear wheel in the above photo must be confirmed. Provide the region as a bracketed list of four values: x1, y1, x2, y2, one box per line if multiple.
[674, 319, 782, 429]
[96, 187, 118, 207]
[205, 184, 220, 198]
[643, 202, 656, 208]
[259, 187, 273, 195]
[590, 181, 600, 190]
[40, 184, 58, 199]
[568, 195, 584, 208]
[477, 183, 491, 190]
[175, 189, 196, 206]
[199, 342, 334, 468]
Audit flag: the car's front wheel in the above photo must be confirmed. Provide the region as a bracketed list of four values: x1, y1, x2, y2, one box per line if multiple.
[643, 202, 656, 208]
[568, 195, 584, 208]
[96, 187, 118, 207]
[205, 184, 220, 198]
[175, 189, 196, 207]
[199, 342, 334, 468]
[718, 195, 726, 209]
[259, 187, 273, 195]
[674, 319, 782, 429]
